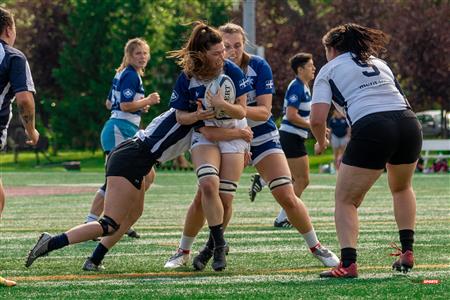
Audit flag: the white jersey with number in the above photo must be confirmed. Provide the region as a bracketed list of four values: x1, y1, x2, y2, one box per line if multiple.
[312, 52, 409, 125]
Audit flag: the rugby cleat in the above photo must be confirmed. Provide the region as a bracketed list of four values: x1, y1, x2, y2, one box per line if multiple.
[192, 246, 213, 271]
[25, 232, 52, 267]
[249, 174, 263, 202]
[126, 228, 141, 239]
[391, 243, 414, 273]
[164, 249, 190, 269]
[211, 246, 227, 271]
[82, 257, 105, 271]
[274, 219, 293, 228]
[311, 244, 340, 267]
[193, 244, 229, 271]
[319, 262, 358, 278]
[0, 276, 16, 287]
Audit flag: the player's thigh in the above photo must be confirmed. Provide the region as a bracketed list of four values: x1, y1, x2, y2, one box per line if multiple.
[191, 144, 221, 169]
[104, 176, 142, 223]
[256, 153, 291, 182]
[335, 163, 383, 206]
[386, 162, 417, 193]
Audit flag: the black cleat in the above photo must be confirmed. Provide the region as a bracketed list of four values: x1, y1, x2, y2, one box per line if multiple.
[192, 246, 213, 271]
[212, 246, 227, 271]
[25, 232, 52, 267]
[249, 174, 263, 202]
[126, 228, 140, 239]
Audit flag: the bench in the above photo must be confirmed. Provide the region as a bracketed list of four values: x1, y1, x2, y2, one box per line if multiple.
[421, 139, 450, 167]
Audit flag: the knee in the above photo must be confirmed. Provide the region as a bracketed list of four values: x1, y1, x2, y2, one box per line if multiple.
[196, 164, 219, 197]
[98, 215, 120, 236]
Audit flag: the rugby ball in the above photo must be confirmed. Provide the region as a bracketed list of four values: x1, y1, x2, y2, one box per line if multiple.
[204, 74, 236, 118]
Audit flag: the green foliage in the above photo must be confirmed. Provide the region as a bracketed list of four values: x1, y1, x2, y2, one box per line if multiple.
[51, 0, 234, 149]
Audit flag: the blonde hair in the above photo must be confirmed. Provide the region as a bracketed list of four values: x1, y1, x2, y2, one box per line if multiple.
[168, 21, 223, 80]
[218, 23, 251, 72]
[116, 38, 150, 76]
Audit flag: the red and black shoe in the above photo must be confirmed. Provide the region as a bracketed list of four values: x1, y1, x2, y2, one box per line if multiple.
[319, 262, 358, 278]
[390, 243, 414, 273]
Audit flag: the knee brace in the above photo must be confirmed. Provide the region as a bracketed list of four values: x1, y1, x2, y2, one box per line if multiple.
[98, 215, 120, 236]
[196, 164, 219, 181]
[268, 176, 292, 191]
[219, 179, 238, 196]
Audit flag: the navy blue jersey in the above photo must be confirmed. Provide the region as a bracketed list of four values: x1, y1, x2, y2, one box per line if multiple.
[170, 60, 250, 112]
[108, 65, 145, 127]
[279, 77, 311, 138]
[135, 108, 196, 163]
[328, 117, 348, 138]
[0, 39, 35, 126]
[244, 55, 278, 145]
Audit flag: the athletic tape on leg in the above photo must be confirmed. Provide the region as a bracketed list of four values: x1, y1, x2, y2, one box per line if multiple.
[219, 179, 238, 196]
[268, 176, 292, 191]
[196, 164, 219, 181]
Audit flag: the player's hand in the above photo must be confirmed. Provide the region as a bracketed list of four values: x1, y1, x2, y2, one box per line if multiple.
[239, 126, 253, 143]
[206, 90, 225, 109]
[314, 139, 329, 155]
[25, 128, 39, 146]
[148, 92, 160, 105]
[196, 101, 215, 121]
[142, 105, 150, 113]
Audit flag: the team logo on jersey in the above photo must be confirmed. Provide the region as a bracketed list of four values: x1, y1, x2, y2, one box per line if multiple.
[239, 78, 250, 89]
[170, 90, 179, 102]
[288, 94, 298, 102]
[265, 80, 274, 90]
[123, 89, 134, 99]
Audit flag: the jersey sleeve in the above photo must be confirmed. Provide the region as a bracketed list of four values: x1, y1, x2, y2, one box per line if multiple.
[284, 82, 302, 109]
[119, 71, 140, 103]
[254, 59, 274, 97]
[311, 68, 332, 105]
[225, 61, 251, 98]
[169, 73, 193, 111]
[9, 54, 36, 94]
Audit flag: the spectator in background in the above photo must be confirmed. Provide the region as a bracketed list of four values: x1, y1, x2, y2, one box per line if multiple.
[0, 6, 40, 288]
[328, 109, 350, 170]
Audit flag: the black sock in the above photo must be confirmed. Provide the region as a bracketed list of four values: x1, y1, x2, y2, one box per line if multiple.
[209, 224, 225, 248]
[90, 243, 109, 265]
[341, 247, 357, 268]
[48, 233, 69, 252]
[399, 229, 414, 253]
[205, 233, 214, 250]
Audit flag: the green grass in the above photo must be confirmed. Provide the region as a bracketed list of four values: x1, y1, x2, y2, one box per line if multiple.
[0, 145, 335, 173]
[1, 171, 449, 299]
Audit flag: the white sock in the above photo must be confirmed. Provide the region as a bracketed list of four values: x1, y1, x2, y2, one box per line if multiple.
[260, 177, 266, 187]
[86, 213, 99, 223]
[302, 229, 320, 249]
[275, 209, 288, 222]
[179, 234, 196, 252]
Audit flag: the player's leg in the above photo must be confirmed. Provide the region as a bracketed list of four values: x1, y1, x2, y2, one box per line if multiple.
[84, 179, 146, 270]
[256, 152, 339, 267]
[164, 190, 205, 269]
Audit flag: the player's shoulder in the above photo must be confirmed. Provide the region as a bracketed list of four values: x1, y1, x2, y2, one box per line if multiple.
[249, 55, 271, 69]
[1, 42, 27, 62]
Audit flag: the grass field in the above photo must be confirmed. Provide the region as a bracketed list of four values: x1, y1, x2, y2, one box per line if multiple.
[0, 170, 449, 299]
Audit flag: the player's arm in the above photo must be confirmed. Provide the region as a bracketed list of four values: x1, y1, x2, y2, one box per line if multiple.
[15, 91, 39, 145]
[105, 99, 112, 110]
[120, 92, 160, 112]
[246, 94, 272, 121]
[175, 102, 215, 125]
[285, 106, 310, 128]
[199, 126, 253, 143]
[310, 102, 331, 154]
